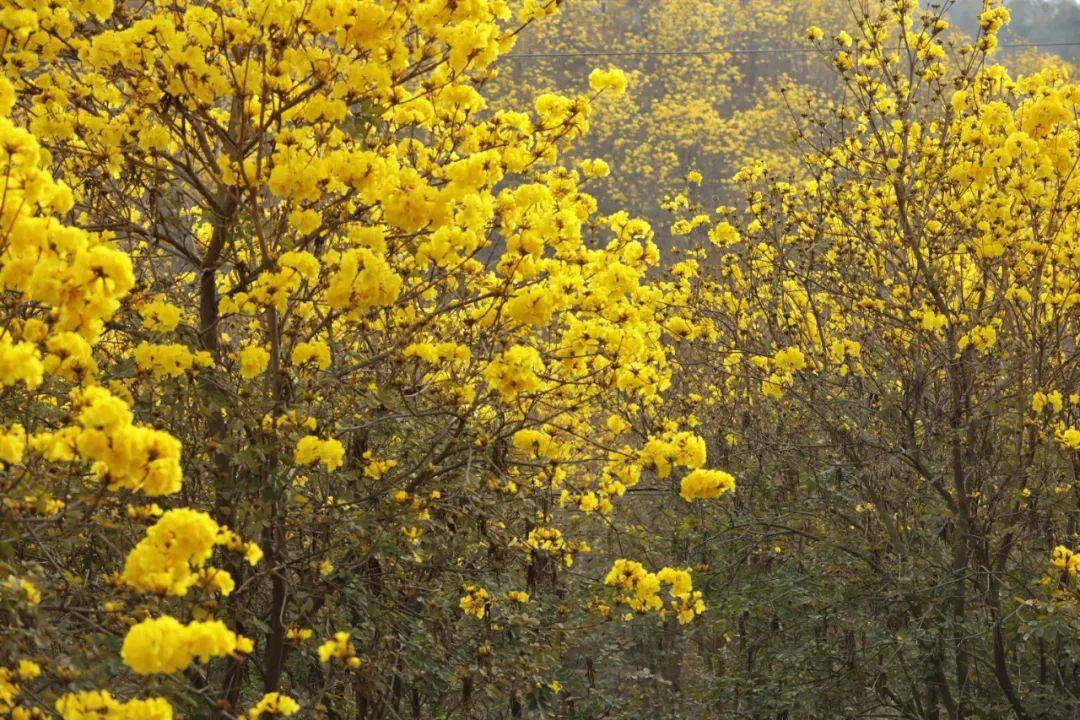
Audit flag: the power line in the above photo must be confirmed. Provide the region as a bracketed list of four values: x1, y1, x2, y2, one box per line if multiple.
[501, 41, 1080, 61]
[504, 47, 818, 59]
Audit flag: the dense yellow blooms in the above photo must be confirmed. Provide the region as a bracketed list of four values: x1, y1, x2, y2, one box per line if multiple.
[121, 616, 252, 675]
[0, 334, 43, 389]
[324, 249, 403, 316]
[0, 0, 740, 715]
[294, 435, 345, 471]
[247, 693, 300, 719]
[0, 424, 26, 465]
[604, 560, 705, 624]
[588, 67, 629, 96]
[483, 345, 545, 401]
[55, 691, 173, 720]
[639, 432, 707, 478]
[122, 508, 256, 596]
[291, 339, 331, 370]
[1050, 546, 1080, 577]
[680, 469, 736, 502]
[134, 342, 213, 378]
[653, 6, 1078, 713]
[0, 661, 41, 716]
[139, 297, 183, 333]
[0, 109, 134, 342]
[33, 386, 186, 496]
[239, 345, 271, 379]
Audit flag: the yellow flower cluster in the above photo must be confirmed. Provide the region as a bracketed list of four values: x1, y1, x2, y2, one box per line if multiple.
[238, 251, 320, 314]
[0, 114, 134, 342]
[362, 452, 398, 480]
[639, 432, 707, 478]
[291, 339, 331, 370]
[134, 342, 213, 378]
[286, 627, 312, 642]
[680, 469, 736, 502]
[484, 345, 545, 401]
[44, 332, 97, 382]
[0, 424, 26, 466]
[1032, 391, 1065, 414]
[317, 631, 360, 667]
[1030, 391, 1080, 451]
[758, 346, 808, 399]
[122, 508, 258, 596]
[524, 526, 585, 568]
[1050, 546, 1080, 577]
[0, 332, 44, 389]
[604, 560, 705, 624]
[121, 616, 252, 675]
[247, 693, 300, 719]
[294, 435, 345, 471]
[34, 387, 184, 496]
[1057, 427, 1080, 451]
[139, 297, 182, 333]
[324, 248, 403, 317]
[512, 428, 564, 459]
[0, 660, 41, 716]
[55, 691, 173, 720]
[459, 585, 492, 619]
[588, 67, 629, 96]
[239, 344, 271, 379]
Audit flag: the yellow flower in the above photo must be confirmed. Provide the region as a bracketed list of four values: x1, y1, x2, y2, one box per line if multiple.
[291, 339, 331, 369]
[1056, 427, 1080, 451]
[70, 387, 183, 496]
[773, 346, 806, 373]
[588, 66, 629, 97]
[16, 660, 40, 680]
[0, 334, 43, 389]
[122, 508, 230, 596]
[1050, 546, 1079, 576]
[294, 435, 345, 471]
[121, 616, 250, 675]
[0, 423, 26, 465]
[239, 344, 270, 379]
[1032, 390, 1063, 414]
[325, 248, 402, 315]
[286, 627, 313, 642]
[484, 345, 544, 401]
[459, 585, 491, 618]
[248, 692, 300, 719]
[579, 158, 610, 178]
[317, 631, 356, 664]
[244, 542, 264, 566]
[288, 208, 322, 235]
[56, 691, 174, 720]
[679, 469, 736, 501]
[139, 296, 182, 332]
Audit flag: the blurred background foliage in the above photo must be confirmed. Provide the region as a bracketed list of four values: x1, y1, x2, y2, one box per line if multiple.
[490, 0, 1078, 224]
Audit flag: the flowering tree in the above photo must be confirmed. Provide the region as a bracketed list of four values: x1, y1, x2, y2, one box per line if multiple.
[2, 0, 1076, 718]
[0, 0, 738, 718]
[492, 0, 1074, 223]
[662, 0, 1079, 716]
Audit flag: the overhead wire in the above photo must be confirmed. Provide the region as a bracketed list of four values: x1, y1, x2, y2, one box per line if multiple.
[500, 41, 1080, 60]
